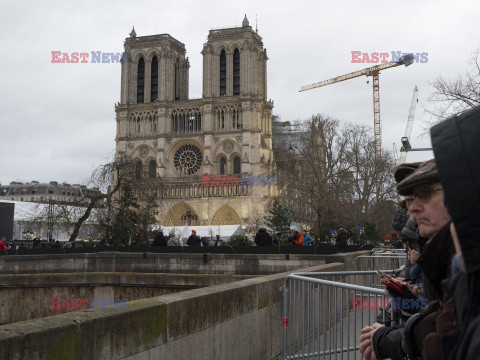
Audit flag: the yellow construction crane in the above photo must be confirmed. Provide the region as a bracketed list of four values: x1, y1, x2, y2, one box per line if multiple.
[300, 55, 414, 159]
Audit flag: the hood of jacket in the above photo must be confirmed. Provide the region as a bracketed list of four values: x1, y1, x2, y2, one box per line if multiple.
[416, 222, 455, 301]
[431, 105, 480, 274]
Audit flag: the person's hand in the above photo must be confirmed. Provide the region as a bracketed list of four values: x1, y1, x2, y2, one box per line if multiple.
[359, 323, 384, 360]
[381, 277, 412, 296]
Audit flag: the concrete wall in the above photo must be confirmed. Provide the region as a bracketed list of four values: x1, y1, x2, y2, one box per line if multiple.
[0, 262, 344, 360]
[0, 252, 331, 275]
[0, 272, 257, 325]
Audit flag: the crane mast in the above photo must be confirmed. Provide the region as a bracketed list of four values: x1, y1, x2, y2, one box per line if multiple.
[399, 86, 419, 164]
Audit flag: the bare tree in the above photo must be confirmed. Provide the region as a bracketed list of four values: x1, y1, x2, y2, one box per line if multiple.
[275, 114, 397, 237]
[426, 48, 480, 121]
[275, 115, 351, 235]
[66, 155, 138, 242]
[344, 124, 397, 216]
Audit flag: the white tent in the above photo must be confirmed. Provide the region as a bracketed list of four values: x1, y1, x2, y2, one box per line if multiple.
[1, 200, 97, 242]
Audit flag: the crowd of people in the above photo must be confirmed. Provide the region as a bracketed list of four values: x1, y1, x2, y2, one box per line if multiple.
[359, 105, 480, 359]
[252, 228, 355, 247]
[149, 230, 227, 247]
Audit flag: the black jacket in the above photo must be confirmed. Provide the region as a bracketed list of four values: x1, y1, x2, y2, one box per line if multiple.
[431, 104, 480, 360]
[255, 229, 272, 246]
[187, 234, 201, 246]
[153, 232, 168, 246]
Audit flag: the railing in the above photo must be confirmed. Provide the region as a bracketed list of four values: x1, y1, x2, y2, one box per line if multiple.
[371, 248, 407, 255]
[281, 270, 400, 360]
[354, 254, 407, 272]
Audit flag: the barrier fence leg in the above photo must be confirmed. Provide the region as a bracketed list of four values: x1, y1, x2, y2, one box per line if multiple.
[302, 280, 305, 357]
[282, 283, 288, 360]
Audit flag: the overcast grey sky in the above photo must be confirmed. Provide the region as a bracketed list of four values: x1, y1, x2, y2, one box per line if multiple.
[1, 0, 478, 185]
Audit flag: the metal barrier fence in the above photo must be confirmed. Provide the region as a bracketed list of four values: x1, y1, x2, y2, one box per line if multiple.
[281, 271, 402, 360]
[371, 248, 407, 255]
[354, 254, 407, 272]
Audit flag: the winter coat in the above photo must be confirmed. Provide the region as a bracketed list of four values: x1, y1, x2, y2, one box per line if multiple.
[303, 232, 314, 246]
[372, 223, 456, 360]
[335, 228, 348, 246]
[448, 271, 480, 360]
[431, 104, 480, 359]
[409, 263, 422, 284]
[187, 234, 201, 246]
[255, 229, 272, 246]
[0, 240, 8, 250]
[415, 224, 455, 302]
[153, 232, 168, 246]
[293, 232, 304, 246]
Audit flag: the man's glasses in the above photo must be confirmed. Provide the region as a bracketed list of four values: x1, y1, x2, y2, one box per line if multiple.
[405, 188, 443, 205]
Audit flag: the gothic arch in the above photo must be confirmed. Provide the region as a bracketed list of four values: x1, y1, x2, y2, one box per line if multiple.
[211, 205, 241, 225]
[213, 138, 241, 160]
[228, 151, 242, 161]
[166, 138, 204, 161]
[214, 44, 228, 56]
[148, 159, 157, 178]
[228, 43, 243, 53]
[132, 144, 156, 160]
[163, 201, 200, 226]
[229, 152, 242, 175]
[132, 51, 147, 63]
[144, 155, 157, 165]
[146, 49, 160, 62]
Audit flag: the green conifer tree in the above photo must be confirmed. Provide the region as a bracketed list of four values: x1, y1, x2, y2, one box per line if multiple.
[110, 182, 140, 245]
[265, 199, 292, 244]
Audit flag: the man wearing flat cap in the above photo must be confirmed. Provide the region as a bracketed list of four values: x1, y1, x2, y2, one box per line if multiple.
[360, 159, 456, 360]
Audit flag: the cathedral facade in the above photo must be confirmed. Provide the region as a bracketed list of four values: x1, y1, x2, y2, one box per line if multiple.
[114, 16, 275, 226]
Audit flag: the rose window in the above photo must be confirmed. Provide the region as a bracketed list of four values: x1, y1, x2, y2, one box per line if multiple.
[174, 144, 203, 175]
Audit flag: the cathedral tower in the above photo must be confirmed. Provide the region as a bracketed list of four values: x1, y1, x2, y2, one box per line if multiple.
[120, 27, 189, 104]
[202, 15, 267, 99]
[115, 18, 274, 227]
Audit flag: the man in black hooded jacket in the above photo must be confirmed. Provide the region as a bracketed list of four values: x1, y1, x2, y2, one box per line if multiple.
[430, 104, 480, 360]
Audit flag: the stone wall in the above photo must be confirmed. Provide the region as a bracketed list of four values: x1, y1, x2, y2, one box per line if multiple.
[0, 262, 344, 360]
[0, 252, 332, 275]
[0, 272, 256, 325]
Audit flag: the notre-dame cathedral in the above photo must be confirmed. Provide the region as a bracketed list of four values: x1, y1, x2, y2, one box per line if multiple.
[114, 15, 275, 226]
